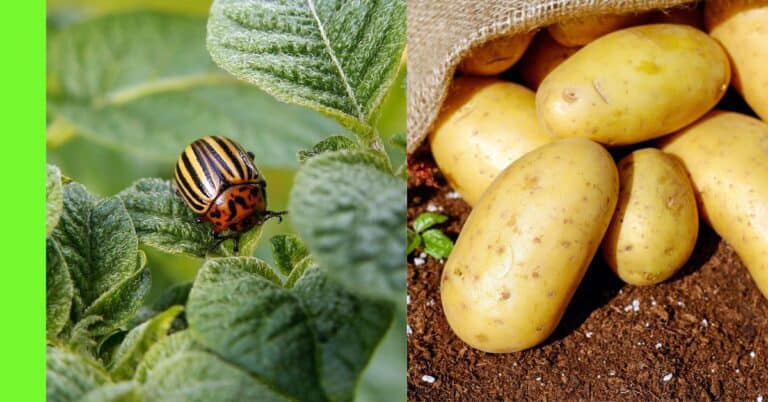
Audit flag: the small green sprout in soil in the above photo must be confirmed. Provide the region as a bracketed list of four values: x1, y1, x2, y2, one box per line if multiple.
[408, 212, 454, 259]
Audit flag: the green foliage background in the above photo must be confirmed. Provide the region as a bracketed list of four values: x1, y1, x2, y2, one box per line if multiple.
[46, 1, 406, 400]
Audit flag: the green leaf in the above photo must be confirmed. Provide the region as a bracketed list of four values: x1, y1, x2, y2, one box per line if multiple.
[152, 283, 193, 312]
[411, 212, 448, 233]
[186, 257, 324, 401]
[129, 282, 192, 333]
[406, 229, 420, 255]
[144, 351, 289, 402]
[47, 165, 64, 237]
[134, 330, 203, 382]
[421, 229, 454, 259]
[290, 151, 406, 300]
[298, 135, 358, 164]
[47, 347, 111, 402]
[270, 234, 310, 276]
[389, 132, 406, 150]
[48, 12, 342, 168]
[52, 183, 149, 335]
[47, 239, 74, 340]
[292, 266, 394, 402]
[109, 306, 184, 380]
[79, 382, 144, 402]
[83, 252, 151, 337]
[66, 316, 102, 356]
[284, 258, 315, 289]
[117, 179, 211, 256]
[117, 178, 265, 257]
[207, 0, 406, 138]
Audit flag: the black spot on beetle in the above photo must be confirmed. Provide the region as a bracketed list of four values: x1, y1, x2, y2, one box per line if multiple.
[234, 196, 248, 209]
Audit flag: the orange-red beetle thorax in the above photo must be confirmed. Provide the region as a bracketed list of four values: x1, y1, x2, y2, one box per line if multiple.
[204, 184, 266, 233]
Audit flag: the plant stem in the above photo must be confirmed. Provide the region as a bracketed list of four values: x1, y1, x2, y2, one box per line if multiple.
[361, 128, 394, 173]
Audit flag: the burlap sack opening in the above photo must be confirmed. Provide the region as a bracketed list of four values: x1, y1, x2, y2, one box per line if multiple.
[406, 0, 697, 154]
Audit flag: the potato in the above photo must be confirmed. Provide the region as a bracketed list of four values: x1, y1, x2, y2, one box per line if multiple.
[547, 12, 648, 47]
[537, 24, 730, 146]
[660, 111, 768, 299]
[705, 0, 768, 122]
[458, 32, 535, 76]
[602, 148, 698, 286]
[429, 77, 555, 205]
[518, 32, 580, 90]
[441, 138, 618, 352]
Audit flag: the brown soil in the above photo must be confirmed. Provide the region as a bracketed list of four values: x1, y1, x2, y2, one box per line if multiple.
[407, 143, 768, 401]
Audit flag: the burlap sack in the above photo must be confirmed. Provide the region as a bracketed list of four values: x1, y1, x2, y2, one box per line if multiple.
[407, 0, 696, 154]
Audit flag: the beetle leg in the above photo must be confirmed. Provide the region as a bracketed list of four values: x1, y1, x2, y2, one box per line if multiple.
[232, 236, 240, 253]
[260, 210, 288, 223]
[206, 234, 228, 254]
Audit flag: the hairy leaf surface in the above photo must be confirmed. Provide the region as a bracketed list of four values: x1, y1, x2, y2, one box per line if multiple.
[207, 0, 406, 137]
[290, 151, 405, 300]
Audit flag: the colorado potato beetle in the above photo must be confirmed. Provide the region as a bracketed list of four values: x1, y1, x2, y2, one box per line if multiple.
[174, 136, 286, 252]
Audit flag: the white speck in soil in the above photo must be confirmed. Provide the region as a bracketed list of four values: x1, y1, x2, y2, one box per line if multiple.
[426, 203, 440, 212]
[701, 318, 709, 328]
[608, 370, 616, 376]
[407, 294, 411, 305]
[446, 191, 462, 199]
[585, 331, 593, 338]
[736, 369, 740, 373]
[407, 325, 413, 336]
[662, 373, 673, 382]
[421, 374, 436, 383]
[757, 395, 763, 402]
[419, 252, 427, 259]
[677, 300, 684, 306]
[427, 299, 435, 307]
[414, 257, 425, 266]
[535, 377, 542, 382]
[597, 374, 601, 379]
[750, 351, 756, 359]
[651, 299, 657, 306]
[632, 299, 640, 312]
[645, 322, 650, 328]
[655, 343, 663, 349]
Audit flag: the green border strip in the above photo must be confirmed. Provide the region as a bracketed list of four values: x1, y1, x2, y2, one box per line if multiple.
[0, 1, 46, 400]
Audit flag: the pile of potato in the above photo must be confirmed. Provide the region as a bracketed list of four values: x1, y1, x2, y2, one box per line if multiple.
[432, 1, 768, 353]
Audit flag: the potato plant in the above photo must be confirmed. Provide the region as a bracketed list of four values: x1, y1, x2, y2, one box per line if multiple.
[45, 1, 406, 401]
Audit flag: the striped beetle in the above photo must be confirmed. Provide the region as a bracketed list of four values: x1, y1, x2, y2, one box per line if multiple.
[174, 136, 286, 252]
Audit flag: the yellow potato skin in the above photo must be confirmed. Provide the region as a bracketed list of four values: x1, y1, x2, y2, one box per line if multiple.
[602, 148, 699, 286]
[661, 111, 768, 299]
[518, 32, 580, 91]
[705, 0, 768, 122]
[458, 32, 535, 76]
[547, 13, 648, 47]
[429, 77, 555, 205]
[441, 138, 618, 353]
[536, 24, 730, 146]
